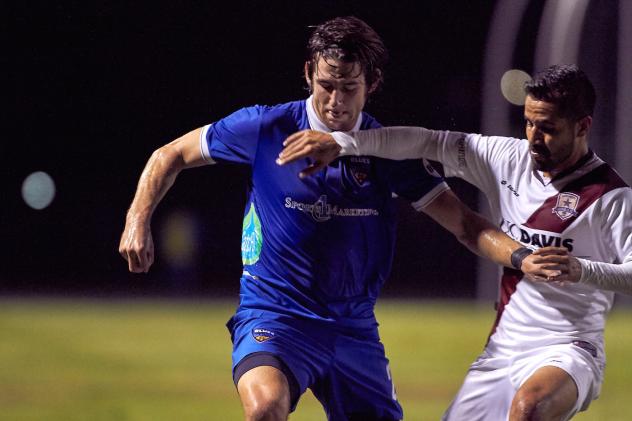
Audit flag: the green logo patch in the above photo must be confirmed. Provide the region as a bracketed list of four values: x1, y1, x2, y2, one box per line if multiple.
[241, 203, 262, 265]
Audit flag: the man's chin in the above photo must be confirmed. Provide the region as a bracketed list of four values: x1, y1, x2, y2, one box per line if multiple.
[532, 158, 553, 172]
[325, 120, 352, 132]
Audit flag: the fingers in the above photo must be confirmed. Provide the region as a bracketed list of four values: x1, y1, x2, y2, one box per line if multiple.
[121, 248, 148, 273]
[283, 130, 308, 147]
[277, 131, 313, 164]
[277, 130, 339, 168]
[531, 254, 568, 265]
[532, 246, 568, 256]
[277, 141, 315, 165]
[299, 161, 327, 179]
[119, 230, 154, 273]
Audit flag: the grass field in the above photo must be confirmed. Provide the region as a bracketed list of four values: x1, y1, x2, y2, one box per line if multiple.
[1, 298, 630, 420]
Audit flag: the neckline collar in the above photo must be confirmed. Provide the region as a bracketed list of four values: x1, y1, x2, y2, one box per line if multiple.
[536, 149, 595, 184]
[305, 95, 363, 133]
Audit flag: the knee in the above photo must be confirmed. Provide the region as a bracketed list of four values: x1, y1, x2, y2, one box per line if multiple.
[242, 393, 289, 421]
[510, 390, 556, 421]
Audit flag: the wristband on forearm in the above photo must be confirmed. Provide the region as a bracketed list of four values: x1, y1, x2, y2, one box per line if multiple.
[331, 132, 358, 156]
[511, 247, 533, 271]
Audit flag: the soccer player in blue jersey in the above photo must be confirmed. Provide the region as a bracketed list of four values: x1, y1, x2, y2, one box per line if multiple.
[119, 16, 545, 421]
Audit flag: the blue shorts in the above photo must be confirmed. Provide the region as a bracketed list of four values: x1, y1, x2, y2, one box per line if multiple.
[227, 312, 403, 420]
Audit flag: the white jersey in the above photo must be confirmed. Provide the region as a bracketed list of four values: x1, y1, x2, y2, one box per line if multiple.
[339, 127, 632, 361]
[438, 132, 632, 363]
[335, 127, 632, 417]
[438, 134, 632, 359]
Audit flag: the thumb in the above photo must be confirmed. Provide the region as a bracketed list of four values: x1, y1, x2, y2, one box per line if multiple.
[299, 161, 326, 178]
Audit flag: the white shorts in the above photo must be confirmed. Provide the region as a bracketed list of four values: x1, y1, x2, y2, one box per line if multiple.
[441, 342, 604, 421]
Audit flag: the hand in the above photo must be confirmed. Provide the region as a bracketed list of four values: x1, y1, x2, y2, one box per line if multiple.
[276, 130, 341, 178]
[521, 246, 582, 285]
[119, 214, 155, 273]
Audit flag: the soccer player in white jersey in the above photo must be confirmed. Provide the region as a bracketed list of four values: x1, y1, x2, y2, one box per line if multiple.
[278, 64, 632, 420]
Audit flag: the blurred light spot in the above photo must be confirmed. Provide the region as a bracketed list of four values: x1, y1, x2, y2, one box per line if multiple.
[22, 171, 56, 210]
[160, 211, 197, 269]
[500, 69, 532, 105]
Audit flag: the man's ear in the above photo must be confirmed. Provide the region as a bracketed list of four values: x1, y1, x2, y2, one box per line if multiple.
[576, 115, 592, 137]
[304, 61, 312, 91]
[367, 69, 382, 95]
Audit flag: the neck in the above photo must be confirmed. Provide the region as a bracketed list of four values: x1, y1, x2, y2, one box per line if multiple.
[544, 146, 592, 179]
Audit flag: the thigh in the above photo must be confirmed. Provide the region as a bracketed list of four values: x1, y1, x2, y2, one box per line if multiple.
[237, 365, 291, 417]
[442, 352, 514, 421]
[311, 333, 403, 421]
[230, 316, 333, 411]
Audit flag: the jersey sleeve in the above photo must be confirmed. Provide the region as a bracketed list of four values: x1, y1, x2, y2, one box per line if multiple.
[358, 117, 450, 209]
[200, 105, 267, 165]
[381, 158, 450, 211]
[343, 127, 523, 193]
[598, 188, 632, 264]
[438, 132, 523, 192]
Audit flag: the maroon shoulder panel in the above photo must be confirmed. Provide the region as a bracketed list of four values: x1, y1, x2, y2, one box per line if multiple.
[524, 164, 628, 233]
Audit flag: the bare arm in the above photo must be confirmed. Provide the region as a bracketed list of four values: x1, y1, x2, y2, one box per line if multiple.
[119, 127, 209, 273]
[421, 190, 564, 277]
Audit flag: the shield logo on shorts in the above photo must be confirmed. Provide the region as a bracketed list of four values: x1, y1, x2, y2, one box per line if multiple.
[552, 192, 580, 220]
[252, 327, 275, 343]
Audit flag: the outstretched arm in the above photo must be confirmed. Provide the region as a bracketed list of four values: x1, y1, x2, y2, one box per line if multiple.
[421, 190, 565, 278]
[277, 127, 451, 176]
[119, 128, 209, 273]
[524, 248, 632, 295]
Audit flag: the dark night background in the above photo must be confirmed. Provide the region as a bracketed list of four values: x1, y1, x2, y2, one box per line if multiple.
[4, 1, 515, 298]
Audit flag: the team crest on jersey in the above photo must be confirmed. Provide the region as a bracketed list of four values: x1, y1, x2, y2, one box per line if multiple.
[252, 328, 275, 343]
[349, 156, 371, 186]
[552, 192, 580, 220]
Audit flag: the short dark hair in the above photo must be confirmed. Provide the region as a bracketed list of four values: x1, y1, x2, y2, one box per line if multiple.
[306, 16, 387, 93]
[524, 64, 596, 120]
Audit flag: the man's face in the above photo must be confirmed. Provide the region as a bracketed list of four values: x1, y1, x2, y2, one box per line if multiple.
[524, 95, 590, 175]
[305, 56, 372, 132]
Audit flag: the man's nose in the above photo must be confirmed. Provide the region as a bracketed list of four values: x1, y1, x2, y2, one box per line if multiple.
[329, 90, 344, 106]
[530, 127, 544, 142]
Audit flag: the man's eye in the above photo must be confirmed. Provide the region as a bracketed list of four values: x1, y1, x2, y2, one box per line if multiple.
[541, 127, 556, 134]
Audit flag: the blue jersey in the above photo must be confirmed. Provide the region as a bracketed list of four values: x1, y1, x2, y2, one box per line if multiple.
[201, 98, 447, 328]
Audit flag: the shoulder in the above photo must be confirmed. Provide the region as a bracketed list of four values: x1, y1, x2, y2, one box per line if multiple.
[359, 111, 381, 129]
[255, 99, 307, 127]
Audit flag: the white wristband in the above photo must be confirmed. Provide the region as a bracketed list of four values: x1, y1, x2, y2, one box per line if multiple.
[331, 132, 359, 156]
